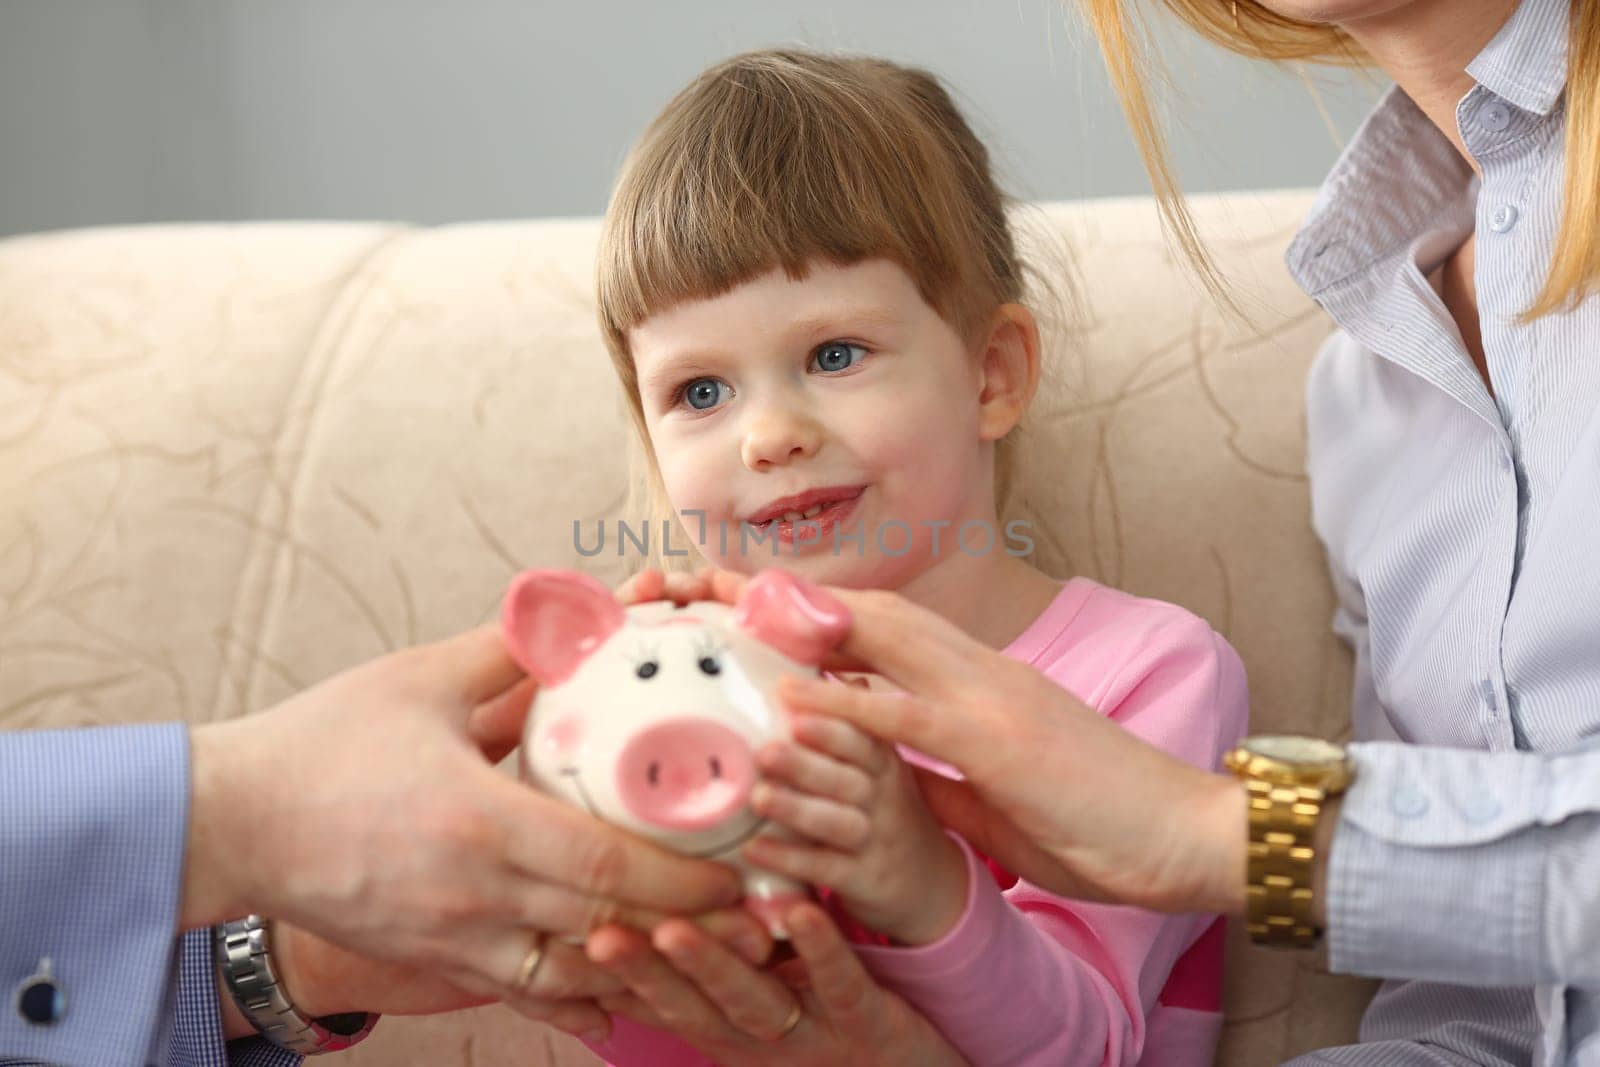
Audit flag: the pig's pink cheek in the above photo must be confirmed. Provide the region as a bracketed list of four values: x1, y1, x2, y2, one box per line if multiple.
[540, 716, 586, 760]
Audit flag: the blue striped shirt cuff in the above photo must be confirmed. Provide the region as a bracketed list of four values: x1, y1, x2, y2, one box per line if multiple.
[1, 724, 190, 1064]
[167, 928, 302, 1067]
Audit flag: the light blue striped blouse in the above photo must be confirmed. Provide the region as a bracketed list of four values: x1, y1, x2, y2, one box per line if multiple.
[1284, 0, 1600, 1064]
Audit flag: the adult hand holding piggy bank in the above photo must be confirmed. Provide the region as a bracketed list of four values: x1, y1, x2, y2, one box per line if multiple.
[500, 567, 851, 937]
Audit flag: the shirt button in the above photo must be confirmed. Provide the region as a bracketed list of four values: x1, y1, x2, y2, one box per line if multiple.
[1489, 204, 1520, 233]
[1391, 786, 1430, 819]
[1461, 792, 1502, 824]
[13, 960, 66, 1026]
[1480, 678, 1499, 710]
[1498, 447, 1513, 471]
[1479, 101, 1512, 132]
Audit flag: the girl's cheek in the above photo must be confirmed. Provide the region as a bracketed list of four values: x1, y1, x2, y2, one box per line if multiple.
[657, 451, 732, 531]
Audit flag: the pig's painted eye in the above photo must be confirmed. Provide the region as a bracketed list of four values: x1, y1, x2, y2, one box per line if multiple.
[697, 656, 721, 676]
[636, 660, 660, 680]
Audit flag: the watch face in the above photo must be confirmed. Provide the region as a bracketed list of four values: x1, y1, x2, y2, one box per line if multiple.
[1244, 735, 1346, 766]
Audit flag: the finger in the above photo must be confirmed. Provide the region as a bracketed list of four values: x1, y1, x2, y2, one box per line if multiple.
[741, 832, 855, 887]
[652, 920, 803, 1042]
[494, 780, 742, 912]
[505, 864, 741, 945]
[587, 924, 728, 1040]
[689, 907, 774, 966]
[615, 569, 664, 606]
[786, 715, 888, 775]
[658, 570, 713, 603]
[523, 940, 629, 1000]
[750, 781, 872, 851]
[778, 674, 984, 770]
[911, 768, 1079, 897]
[824, 587, 991, 699]
[451, 924, 615, 1003]
[785, 902, 875, 1033]
[597, 990, 667, 1029]
[467, 675, 538, 764]
[505, 995, 613, 1040]
[757, 739, 875, 806]
[432, 622, 528, 708]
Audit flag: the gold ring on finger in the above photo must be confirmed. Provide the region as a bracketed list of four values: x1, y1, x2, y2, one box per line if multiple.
[514, 931, 550, 993]
[774, 1000, 802, 1040]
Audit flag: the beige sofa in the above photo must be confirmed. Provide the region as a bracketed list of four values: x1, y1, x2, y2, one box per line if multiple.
[0, 191, 1377, 1065]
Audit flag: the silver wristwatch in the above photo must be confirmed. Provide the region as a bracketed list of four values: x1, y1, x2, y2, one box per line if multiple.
[213, 915, 379, 1054]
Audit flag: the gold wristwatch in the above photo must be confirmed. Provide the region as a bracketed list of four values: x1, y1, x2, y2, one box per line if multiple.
[1223, 736, 1355, 948]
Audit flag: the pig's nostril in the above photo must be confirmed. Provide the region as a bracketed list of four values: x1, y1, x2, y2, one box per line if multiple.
[615, 718, 757, 831]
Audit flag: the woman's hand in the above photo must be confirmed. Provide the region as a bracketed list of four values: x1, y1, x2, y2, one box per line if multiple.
[707, 571, 1246, 916]
[585, 902, 967, 1066]
[183, 619, 747, 1026]
[742, 713, 969, 946]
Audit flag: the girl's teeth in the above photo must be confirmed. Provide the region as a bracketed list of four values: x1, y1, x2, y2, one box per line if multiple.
[772, 501, 838, 524]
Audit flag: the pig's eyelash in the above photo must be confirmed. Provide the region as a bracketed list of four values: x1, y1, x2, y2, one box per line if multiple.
[691, 634, 728, 659]
[626, 641, 661, 665]
[625, 643, 663, 678]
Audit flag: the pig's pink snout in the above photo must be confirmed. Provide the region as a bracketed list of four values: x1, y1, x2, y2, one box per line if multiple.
[615, 718, 757, 832]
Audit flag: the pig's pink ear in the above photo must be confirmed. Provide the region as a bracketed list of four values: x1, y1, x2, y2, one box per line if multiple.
[731, 569, 851, 665]
[501, 569, 625, 686]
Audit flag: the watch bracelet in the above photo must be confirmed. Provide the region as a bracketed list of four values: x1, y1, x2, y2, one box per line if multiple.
[213, 915, 379, 1053]
[1243, 779, 1324, 947]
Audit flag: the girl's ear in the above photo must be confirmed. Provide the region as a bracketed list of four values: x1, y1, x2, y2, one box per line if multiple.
[975, 304, 1042, 442]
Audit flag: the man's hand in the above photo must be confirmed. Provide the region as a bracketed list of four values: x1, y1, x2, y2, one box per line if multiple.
[184, 621, 744, 1020]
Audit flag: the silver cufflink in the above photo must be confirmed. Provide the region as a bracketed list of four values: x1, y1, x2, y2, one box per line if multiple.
[14, 957, 66, 1026]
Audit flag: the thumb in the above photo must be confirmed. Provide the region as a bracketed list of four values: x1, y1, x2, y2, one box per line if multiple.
[433, 622, 527, 707]
[911, 769, 1082, 899]
[910, 771, 1007, 852]
[467, 676, 538, 764]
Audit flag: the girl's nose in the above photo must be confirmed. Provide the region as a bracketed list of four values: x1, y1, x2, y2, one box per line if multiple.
[740, 404, 823, 471]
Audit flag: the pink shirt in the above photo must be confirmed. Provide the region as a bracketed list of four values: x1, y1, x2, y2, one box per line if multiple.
[590, 577, 1249, 1066]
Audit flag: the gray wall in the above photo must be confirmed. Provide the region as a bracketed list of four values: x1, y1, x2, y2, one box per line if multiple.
[0, 1, 1387, 239]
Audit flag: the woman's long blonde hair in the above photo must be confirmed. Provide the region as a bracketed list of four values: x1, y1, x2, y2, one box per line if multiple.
[595, 49, 1040, 571]
[1081, 0, 1600, 318]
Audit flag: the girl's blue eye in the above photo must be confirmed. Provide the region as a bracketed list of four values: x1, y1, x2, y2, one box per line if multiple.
[812, 342, 867, 374]
[682, 378, 727, 411]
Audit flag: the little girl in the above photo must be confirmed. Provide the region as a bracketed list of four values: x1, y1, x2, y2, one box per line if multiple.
[583, 48, 1247, 1066]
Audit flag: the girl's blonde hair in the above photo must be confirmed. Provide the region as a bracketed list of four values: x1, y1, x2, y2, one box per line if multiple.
[596, 49, 1036, 571]
[1080, 0, 1600, 319]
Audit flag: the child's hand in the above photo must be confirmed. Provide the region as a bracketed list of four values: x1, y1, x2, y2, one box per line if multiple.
[742, 711, 969, 946]
[585, 903, 966, 1066]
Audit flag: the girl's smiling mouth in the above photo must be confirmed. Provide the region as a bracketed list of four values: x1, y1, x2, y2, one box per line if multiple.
[743, 485, 866, 548]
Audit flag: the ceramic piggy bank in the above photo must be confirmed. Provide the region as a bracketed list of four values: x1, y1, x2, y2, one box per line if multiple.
[500, 567, 852, 934]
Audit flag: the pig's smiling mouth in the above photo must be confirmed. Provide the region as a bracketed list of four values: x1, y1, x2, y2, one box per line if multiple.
[559, 766, 771, 858]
